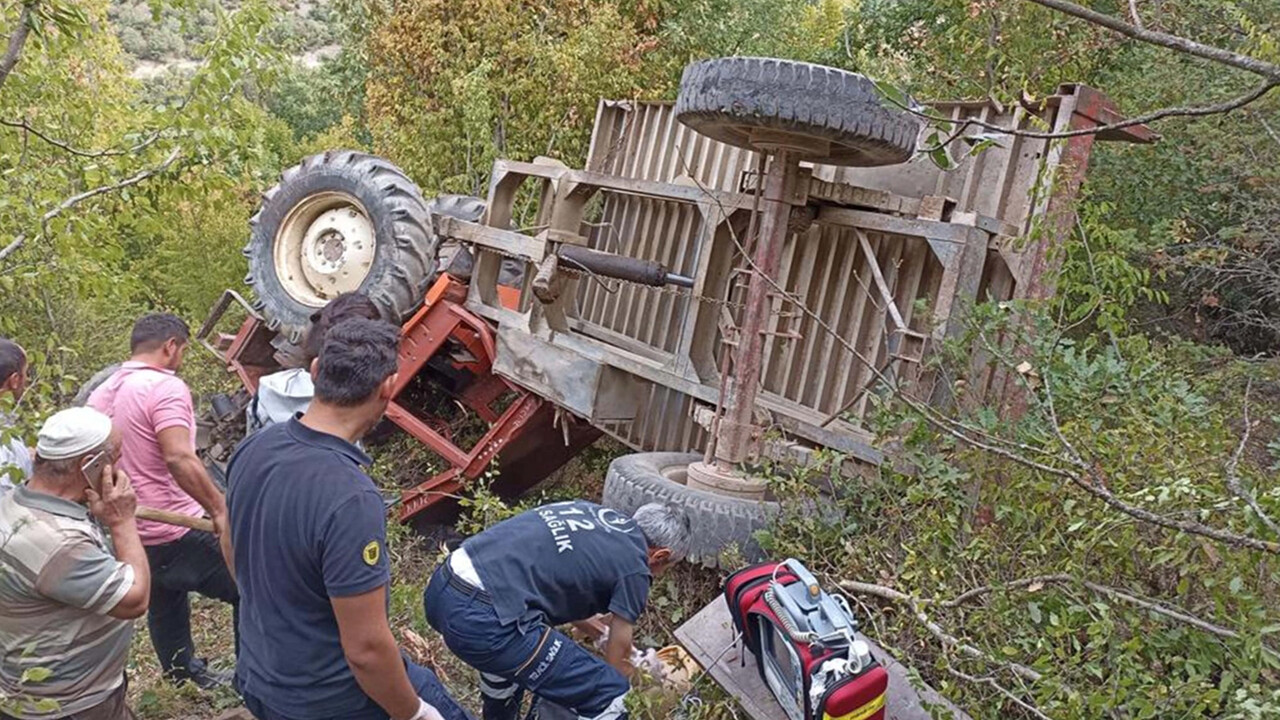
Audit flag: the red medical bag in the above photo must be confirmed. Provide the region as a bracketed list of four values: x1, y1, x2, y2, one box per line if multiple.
[724, 559, 888, 720]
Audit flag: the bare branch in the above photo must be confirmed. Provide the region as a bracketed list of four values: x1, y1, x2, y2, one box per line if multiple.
[0, 1, 34, 91]
[1127, 0, 1143, 30]
[1224, 379, 1280, 537]
[946, 667, 1053, 720]
[0, 118, 163, 158]
[1025, 0, 1280, 81]
[0, 233, 23, 263]
[900, 80, 1278, 142]
[941, 574, 1075, 608]
[840, 580, 1051, 686]
[1258, 115, 1280, 149]
[0, 147, 182, 263]
[886, 0, 1280, 145]
[935, 572, 1280, 657]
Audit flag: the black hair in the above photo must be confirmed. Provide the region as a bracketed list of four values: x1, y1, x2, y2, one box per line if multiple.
[312, 318, 400, 407]
[130, 313, 190, 353]
[302, 293, 381, 365]
[0, 338, 25, 383]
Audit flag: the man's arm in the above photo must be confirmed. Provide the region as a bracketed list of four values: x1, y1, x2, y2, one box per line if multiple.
[604, 614, 636, 677]
[157, 426, 233, 573]
[157, 425, 225, 518]
[84, 465, 150, 619]
[332, 586, 438, 720]
[60, 461, 151, 620]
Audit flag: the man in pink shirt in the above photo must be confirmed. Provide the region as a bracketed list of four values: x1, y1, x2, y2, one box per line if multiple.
[88, 313, 238, 690]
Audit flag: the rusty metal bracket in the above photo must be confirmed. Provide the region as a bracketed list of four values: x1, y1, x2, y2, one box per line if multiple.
[196, 289, 260, 360]
[532, 254, 563, 304]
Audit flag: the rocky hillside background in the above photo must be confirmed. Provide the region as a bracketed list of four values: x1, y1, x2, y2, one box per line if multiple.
[110, 0, 339, 78]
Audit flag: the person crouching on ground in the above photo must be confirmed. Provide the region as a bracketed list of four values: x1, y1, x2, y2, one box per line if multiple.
[0, 407, 150, 720]
[424, 501, 691, 720]
[227, 318, 467, 720]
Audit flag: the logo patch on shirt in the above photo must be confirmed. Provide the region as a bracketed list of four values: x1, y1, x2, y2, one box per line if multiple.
[362, 540, 381, 566]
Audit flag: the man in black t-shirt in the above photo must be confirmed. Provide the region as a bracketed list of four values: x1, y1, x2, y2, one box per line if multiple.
[229, 319, 468, 720]
[424, 501, 691, 720]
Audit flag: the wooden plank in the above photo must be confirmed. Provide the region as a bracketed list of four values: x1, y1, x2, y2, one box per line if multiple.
[438, 217, 546, 263]
[675, 597, 779, 720]
[855, 229, 907, 331]
[790, 228, 841, 402]
[770, 224, 819, 393]
[817, 207, 972, 244]
[810, 231, 861, 412]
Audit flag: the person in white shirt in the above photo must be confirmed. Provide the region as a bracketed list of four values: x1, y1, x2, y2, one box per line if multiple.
[249, 293, 381, 432]
[0, 338, 32, 489]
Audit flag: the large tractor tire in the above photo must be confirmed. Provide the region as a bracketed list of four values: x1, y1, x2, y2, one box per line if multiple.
[244, 151, 437, 343]
[674, 57, 921, 167]
[602, 452, 779, 567]
[73, 363, 121, 406]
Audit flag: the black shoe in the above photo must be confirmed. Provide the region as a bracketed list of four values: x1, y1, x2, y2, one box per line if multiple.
[168, 658, 234, 691]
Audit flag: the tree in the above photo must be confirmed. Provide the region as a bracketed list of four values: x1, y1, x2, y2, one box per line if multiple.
[0, 0, 291, 419]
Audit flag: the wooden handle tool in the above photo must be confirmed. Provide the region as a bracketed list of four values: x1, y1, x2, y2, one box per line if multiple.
[135, 506, 215, 533]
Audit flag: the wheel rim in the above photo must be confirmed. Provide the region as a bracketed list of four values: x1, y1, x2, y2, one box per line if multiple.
[273, 191, 376, 306]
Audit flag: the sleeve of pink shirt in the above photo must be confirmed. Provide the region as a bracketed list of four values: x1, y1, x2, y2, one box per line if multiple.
[149, 378, 195, 436]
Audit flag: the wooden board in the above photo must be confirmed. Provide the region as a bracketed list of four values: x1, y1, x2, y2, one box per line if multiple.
[674, 597, 973, 720]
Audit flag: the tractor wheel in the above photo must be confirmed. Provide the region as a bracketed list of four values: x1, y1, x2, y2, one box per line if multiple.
[602, 452, 779, 567]
[73, 363, 121, 406]
[674, 57, 921, 167]
[244, 151, 437, 343]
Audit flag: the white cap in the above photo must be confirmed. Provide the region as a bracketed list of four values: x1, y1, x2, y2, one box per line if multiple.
[36, 407, 113, 461]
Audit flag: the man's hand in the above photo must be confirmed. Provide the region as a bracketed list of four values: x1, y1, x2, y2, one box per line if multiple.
[87, 464, 137, 530]
[604, 615, 637, 678]
[410, 699, 444, 720]
[88, 464, 152, 620]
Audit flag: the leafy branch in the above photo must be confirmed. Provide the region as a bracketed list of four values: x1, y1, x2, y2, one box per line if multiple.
[1224, 378, 1280, 538]
[879, 0, 1280, 162]
[0, 147, 183, 263]
[1025, 0, 1280, 81]
[0, 118, 165, 158]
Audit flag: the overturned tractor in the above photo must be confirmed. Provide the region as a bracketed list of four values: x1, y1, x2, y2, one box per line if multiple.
[201, 57, 1152, 562]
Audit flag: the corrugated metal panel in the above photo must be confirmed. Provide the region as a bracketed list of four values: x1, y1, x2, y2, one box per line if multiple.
[575, 101, 973, 452]
[588, 98, 1064, 237]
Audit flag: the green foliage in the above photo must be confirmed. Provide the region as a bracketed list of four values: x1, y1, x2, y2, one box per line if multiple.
[849, 0, 1280, 351]
[773, 304, 1280, 717]
[0, 0, 298, 434]
[360, 0, 848, 196]
[1058, 200, 1169, 338]
[109, 0, 337, 62]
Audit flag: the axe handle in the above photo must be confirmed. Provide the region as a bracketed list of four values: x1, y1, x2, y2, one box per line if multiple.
[135, 506, 215, 533]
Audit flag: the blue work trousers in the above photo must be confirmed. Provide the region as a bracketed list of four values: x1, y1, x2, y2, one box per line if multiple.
[423, 563, 629, 720]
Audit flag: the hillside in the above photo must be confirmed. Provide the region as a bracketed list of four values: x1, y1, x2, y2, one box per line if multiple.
[109, 0, 339, 78]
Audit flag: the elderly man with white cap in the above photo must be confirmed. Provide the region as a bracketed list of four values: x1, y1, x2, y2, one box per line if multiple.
[0, 407, 151, 720]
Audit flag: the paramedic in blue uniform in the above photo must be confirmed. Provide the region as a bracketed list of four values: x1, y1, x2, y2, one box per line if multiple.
[227, 318, 469, 720]
[424, 500, 691, 720]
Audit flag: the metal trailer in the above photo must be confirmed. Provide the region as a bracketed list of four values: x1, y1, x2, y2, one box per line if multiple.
[202, 63, 1152, 537]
